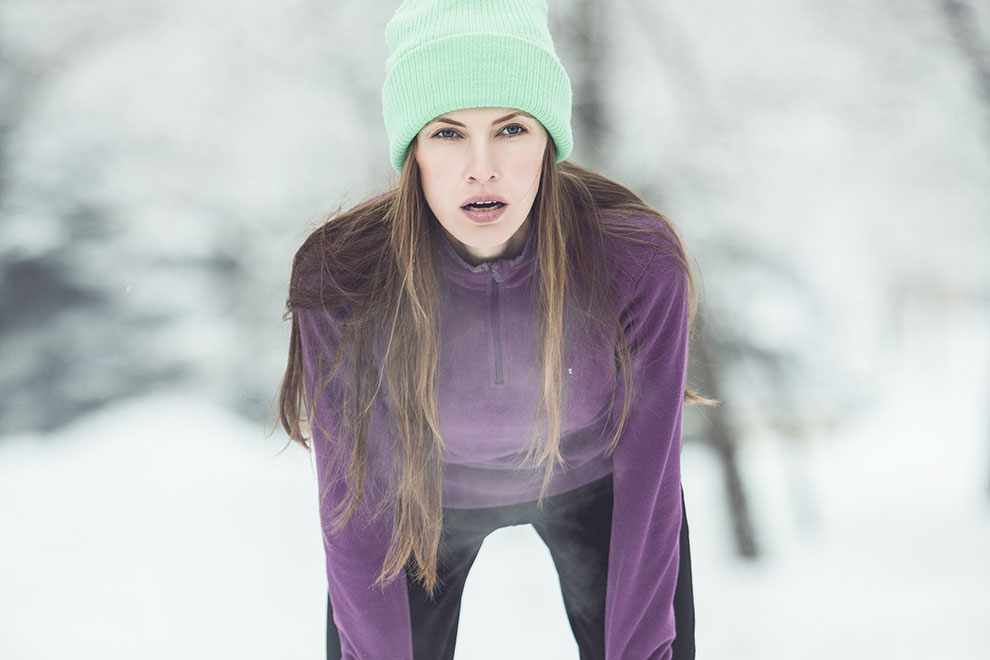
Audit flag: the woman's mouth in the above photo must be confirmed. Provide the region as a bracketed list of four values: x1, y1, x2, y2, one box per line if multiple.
[460, 200, 508, 224]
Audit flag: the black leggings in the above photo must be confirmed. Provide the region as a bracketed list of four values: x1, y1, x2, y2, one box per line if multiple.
[326, 474, 696, 660]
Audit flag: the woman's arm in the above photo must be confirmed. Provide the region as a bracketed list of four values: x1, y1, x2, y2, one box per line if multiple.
[297, 307, 414, 659]
[605, 248, 690, 660]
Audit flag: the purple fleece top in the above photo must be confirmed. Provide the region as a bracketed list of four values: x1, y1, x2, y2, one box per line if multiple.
[298, 212, 689, 660]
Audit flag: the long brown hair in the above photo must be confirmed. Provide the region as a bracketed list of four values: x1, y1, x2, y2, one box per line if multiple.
[276, 138, 710, 595]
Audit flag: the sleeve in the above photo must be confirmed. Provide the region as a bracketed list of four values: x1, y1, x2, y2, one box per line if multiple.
[297, 307, 414, 660]
[604, 250, 690, 660]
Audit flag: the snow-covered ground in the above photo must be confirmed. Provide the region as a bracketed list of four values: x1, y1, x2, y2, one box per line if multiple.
[1, 305, 986, 660]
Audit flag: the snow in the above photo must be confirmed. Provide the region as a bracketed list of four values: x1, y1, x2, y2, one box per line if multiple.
[0, 395, 325, 657]
[1, 308, 987, 659]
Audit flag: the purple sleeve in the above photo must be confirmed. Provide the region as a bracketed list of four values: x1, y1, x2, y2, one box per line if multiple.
[605, 251, 689, 660]
[297, 307, 413, 660]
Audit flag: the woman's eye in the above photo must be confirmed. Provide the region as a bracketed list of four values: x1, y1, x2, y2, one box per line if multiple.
[501, 124, 527, 136]
[434, 128, 459, 139]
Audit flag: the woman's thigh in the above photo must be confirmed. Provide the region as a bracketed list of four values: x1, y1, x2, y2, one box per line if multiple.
[533, 475, 614, 660]
[534, 476, 696, 660]
[405, 510, 495, 660]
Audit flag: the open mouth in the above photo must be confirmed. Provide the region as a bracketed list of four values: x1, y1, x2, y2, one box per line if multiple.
[461, 201, 506, 211]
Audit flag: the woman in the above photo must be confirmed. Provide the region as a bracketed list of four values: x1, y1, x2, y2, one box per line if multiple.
[277, 1, 708, 658]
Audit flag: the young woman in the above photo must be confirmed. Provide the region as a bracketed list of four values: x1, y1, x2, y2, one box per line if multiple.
[277, 1, 708, 658]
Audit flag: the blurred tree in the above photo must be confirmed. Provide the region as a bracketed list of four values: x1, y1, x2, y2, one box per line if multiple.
[939, 0, 990, 125]
[0, 3, 153, 432]
[0, 0, 395, 434]
[937, 0, 990, 499]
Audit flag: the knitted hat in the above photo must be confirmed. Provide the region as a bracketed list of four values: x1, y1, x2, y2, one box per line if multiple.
[382, 0, 573, 172]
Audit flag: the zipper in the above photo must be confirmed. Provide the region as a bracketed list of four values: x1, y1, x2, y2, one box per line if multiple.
[490, 265, 504, 385]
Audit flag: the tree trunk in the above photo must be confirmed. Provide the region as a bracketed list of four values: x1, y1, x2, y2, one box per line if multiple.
[694, 312, 760, 559]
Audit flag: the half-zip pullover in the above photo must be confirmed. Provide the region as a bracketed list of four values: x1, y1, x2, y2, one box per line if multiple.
[298, 212, 689, 660]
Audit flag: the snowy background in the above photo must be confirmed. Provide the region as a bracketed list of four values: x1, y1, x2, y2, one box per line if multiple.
[1, 0, 988, 658]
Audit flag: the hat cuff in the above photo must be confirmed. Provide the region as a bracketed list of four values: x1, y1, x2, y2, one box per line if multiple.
[383, 32, 573, 172]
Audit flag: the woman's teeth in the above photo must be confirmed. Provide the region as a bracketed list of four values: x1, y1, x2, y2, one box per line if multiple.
[463, 201, 505, 210]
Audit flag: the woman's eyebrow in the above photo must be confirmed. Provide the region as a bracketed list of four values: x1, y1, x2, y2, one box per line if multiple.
[428, 112, 527, 128]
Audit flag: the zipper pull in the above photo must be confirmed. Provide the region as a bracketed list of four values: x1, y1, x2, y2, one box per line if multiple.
[490, 262, 504, 283]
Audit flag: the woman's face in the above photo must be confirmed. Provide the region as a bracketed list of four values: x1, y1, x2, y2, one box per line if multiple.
[414, 107, 549, 265]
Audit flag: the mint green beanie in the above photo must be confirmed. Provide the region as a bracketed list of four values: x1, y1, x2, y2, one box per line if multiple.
[382, 0, 573, 172]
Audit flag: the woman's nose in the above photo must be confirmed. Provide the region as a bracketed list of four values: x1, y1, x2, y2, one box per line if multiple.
[465, 142, 499, 183]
